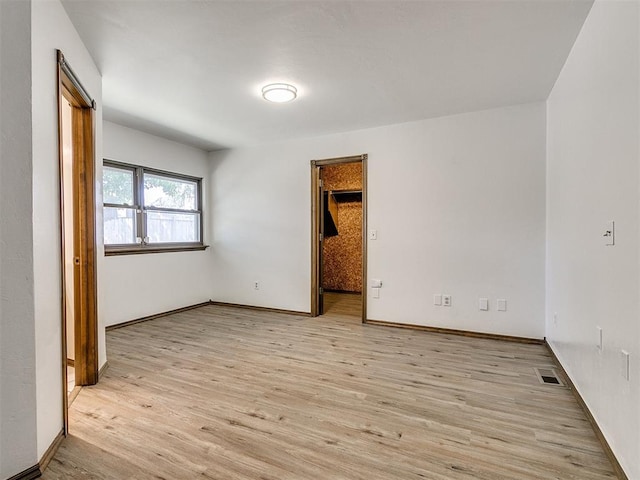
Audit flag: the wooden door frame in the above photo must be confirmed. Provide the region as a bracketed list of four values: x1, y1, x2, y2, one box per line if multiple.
[310, 154, 368, 322]
[57, 50, 98, 434]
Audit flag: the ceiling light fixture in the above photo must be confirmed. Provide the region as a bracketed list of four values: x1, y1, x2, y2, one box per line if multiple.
[262, 83, 297, 103]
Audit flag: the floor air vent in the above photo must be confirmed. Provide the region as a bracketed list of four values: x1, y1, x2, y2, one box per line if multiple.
[534, 367, 564, 387]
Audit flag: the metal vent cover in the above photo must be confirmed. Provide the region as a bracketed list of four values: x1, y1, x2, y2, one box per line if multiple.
[534, 367, 564, 387]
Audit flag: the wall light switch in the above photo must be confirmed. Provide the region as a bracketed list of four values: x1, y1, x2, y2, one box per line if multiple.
[621, 350, 630, 381]
[434, 294, 442, 306]
[369, 229, 378, 240]
[604, 221, 615, 246]
[497, 299, 507, 311]
[479, 298, 488, 311]
[372, 287, 380, 299]
[371, 279, 382, 288]
[597, 326, 603, 351]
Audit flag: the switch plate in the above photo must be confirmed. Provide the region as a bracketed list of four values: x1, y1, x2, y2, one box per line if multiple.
[434, 294, 442, 306]
[497, 299, 507, 311]
[369, 229, 377, 240]
[371, 279, 382, 288]
[604, 221, 615, 246]
[442, 295, 451, 306]
[372, 287, 380, 299]
[597, 326, 603, 351]
[479, 298, 488, 311]
[621, 350, 630, 380]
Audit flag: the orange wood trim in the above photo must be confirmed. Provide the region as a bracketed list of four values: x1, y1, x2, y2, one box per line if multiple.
[106, 301, 311, 333]
[364, 319, 544, 345]
[360, 155, 368, 323]
[311, 154, 366, 166]
[39, 429, 65, 472]
[15, 428, 64, 477]
[72, 102, 98, 386]
[58, 50, 99, 411]
[310, 161, 319, 317]
[56, 58, 70, 437]
[106, 302, 213, 331]
[310, 154, 368, 319]
[6, 465, 41, 480]
[208, 301, 311, 317]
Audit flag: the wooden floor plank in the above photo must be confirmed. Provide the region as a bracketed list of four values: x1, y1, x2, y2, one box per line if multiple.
[43, 297, 617, 479]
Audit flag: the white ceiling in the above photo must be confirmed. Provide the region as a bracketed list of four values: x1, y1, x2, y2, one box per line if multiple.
[61, 0, 593, 151]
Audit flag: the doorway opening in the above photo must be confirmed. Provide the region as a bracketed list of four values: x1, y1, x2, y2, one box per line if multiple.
[57, 50, 98, 434]
[60, 96, 79, 401]
[311, 154, 367, 321]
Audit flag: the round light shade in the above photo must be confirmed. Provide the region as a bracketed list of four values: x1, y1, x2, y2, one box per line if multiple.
[262, 83, 297, 103]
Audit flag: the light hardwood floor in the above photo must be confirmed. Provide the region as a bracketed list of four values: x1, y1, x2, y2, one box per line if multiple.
[43, 304, 617, 479]
[323, 291, 362, 318]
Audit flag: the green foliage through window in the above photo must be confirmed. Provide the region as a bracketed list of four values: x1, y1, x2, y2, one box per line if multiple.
[143, 173, 197, 210]
[103, 161, 202, 247]
[103, 166, 134, 205]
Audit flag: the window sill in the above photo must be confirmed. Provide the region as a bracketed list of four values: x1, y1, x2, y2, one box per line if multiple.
[105, 244, 209, 256]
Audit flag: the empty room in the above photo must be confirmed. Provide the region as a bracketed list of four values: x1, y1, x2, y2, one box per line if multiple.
[0, 0, 638, 479]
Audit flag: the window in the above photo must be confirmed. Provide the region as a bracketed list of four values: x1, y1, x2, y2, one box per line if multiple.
[103, 160, 205, 255]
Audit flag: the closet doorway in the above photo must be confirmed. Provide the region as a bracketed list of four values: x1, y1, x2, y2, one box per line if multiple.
[57, 50, 99, 434]
[311, 154, 367, 321]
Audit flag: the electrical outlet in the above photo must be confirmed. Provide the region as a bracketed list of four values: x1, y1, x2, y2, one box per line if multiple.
[553, 312, 558, 326]
[254, 281, 259, 290]
[479, 298, 488, 311]
[442, 295, 451, 307]
[497, 299, 507, 311]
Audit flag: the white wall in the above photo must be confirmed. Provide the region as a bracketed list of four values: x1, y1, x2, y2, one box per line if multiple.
[209, 102, 546, 338]
[31, 0, 104, 460]
[101, 121, 212, 326]
[546, 1, 639, 478]
[0, 2, 38, 477]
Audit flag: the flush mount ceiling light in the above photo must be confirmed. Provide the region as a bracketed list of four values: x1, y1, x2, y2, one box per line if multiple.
[262, 83, 297, 103]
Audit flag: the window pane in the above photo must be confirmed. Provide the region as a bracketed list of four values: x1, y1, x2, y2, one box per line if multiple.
[143, 173, 197, 210]
[103, 207, 137, 244]
[146, 211, 199, 243]
[103, 166, 134, 205]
